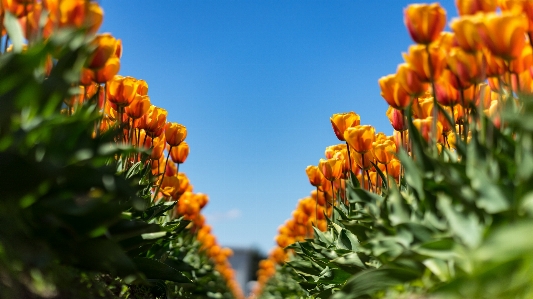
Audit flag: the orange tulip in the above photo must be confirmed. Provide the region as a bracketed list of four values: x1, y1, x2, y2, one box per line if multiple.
[435, 75, 461, 106]
[386, 106, 408, 132]
[404, 3, 447, 45]
[477, 12, 528, 60]
[483, 47, 506, 77]
[318, 158, 343, 181]
[344, 125, 376, 154]
[139, 105, 168, 137]
[330, 112, 360, 141]
[93, 57, 120, 84]
[136, 79, 149, 95]
[125, 95, 151, 119]
[44, 0, 103, 33]
[436, 32, 456, 53]
[396, 63, 428, 96]
[88, 34, 121, 70]
[412, 96, 434, 119]
[456, 0, 497, 15]
[170, 141, 190, 164]
[403, 44, 446, 82]
[509, 44, 533, 74]
[107, 76, 139, 107]
[305, 165, 324, 187]
[372, 139, 397, 165]
[324, 144, 346, 159]
[165, 122, 187, 147]
[447, 47, 486, 88]
[150, 135, 166, 160]
[450, 14, 484, 52]
[378, 74, 411, 110]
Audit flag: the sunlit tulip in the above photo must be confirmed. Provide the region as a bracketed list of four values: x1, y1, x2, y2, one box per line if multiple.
[136, 79, 149, 95]
[483, 47, 506, 77]
[477, 12, 528, 60]
[170, 141, 190, 164]
[165, 122, 187, 147]
[330, 112, 360, 141]
[378, 74, 411, 110]
[305, 165, 324, 187]
[435, 75, 460, 106]
[436, 31, 456, 53]
[403, 44, 446, 82]
[333, 149, 351, 175]
[150, 135, 166, 160]
[93, 57, 120, 83]
[372, 139, 397, 165]
[404, 3, 447, 45]
[450, 14, 484, 52]
[139, 105, 168, 137]
[386, 106, 408, 131]
[318, 158, 343, 181]
[324, 144, 346, 159]
[447, 47, 486, 87]
[125, 95, 151, 119]
[344, 125, 376, 153]
[396, 63, 428, 96]
[512, 69, 533, 93]
[387, 159, 402, 181]
[456, 0, 497, 15]
[88, 34, 120, 70]
[413, 96, 434, 119]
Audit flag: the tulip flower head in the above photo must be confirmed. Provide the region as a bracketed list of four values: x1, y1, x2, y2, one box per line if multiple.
[379, 74, 412, 110]
[330, 112, 361, 141]
[404, 3, 447, 45]
[344, 125, 376, 154]
[305, 165, 324, 187]
[165, 122, 187, 147]
[318, 158, 343, 181]
[170, 141, 190, 164]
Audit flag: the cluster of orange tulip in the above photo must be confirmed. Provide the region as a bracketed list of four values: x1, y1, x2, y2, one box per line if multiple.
[381, 0, 533, 150]
[1, 1, 242, 297]
[254, 0, 533, 295]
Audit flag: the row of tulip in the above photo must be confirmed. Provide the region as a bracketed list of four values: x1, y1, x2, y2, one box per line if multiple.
[1, 1, 242, 298]
[253, 0, 531, 297]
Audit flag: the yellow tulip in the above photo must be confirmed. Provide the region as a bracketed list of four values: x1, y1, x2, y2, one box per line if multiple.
[170, 141, 190, 164]
[403, 44, 446, 82]
[305, 165, 325, 187]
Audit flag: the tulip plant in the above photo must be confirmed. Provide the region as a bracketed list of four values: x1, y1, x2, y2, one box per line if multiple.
[254, 1, 533, 298]
[0, 1, 242, 299]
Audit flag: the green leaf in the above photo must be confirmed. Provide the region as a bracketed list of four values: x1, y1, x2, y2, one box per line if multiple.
[134, 257, 192, 283]
[331, 267, 420, 299]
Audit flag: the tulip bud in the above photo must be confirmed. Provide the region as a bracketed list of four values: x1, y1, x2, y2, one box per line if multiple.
[404, 3, 447, 45]
[386, 106, 408, 131]
[378, 74, 411, 110]
[344, 125, 376, 154]
[305, 165, 324, 187]
[396, 63, 428, 96]
[318, 158, 343, 181]
[165, 122, 187, 147]
[170, 141, 190, 164]
[450, 14, 484, 52]
[330, 112, 360, 141]
[372, 139, 397, 165]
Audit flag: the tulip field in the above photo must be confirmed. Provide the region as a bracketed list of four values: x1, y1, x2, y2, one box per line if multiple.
[1, 0, 533, 299]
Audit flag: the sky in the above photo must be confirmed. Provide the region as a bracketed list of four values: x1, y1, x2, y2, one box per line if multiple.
[100, 0, 458, 254]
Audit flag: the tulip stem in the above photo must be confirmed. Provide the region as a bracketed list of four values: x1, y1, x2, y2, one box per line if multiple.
[361, 153, 365, 191]
[425, 44, 439, 152]
[315, 186, 319, 226]
[331, 180, 335, 223]
[152, 146, 173, 202]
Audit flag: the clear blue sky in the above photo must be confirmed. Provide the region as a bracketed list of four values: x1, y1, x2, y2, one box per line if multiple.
[100, 0, 457, 254]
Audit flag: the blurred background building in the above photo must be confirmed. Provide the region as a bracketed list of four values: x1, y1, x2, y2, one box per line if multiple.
[228, 247, 265, 296]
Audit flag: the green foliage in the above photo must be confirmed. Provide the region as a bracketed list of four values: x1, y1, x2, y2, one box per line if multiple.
[263, 95, 533, 299]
